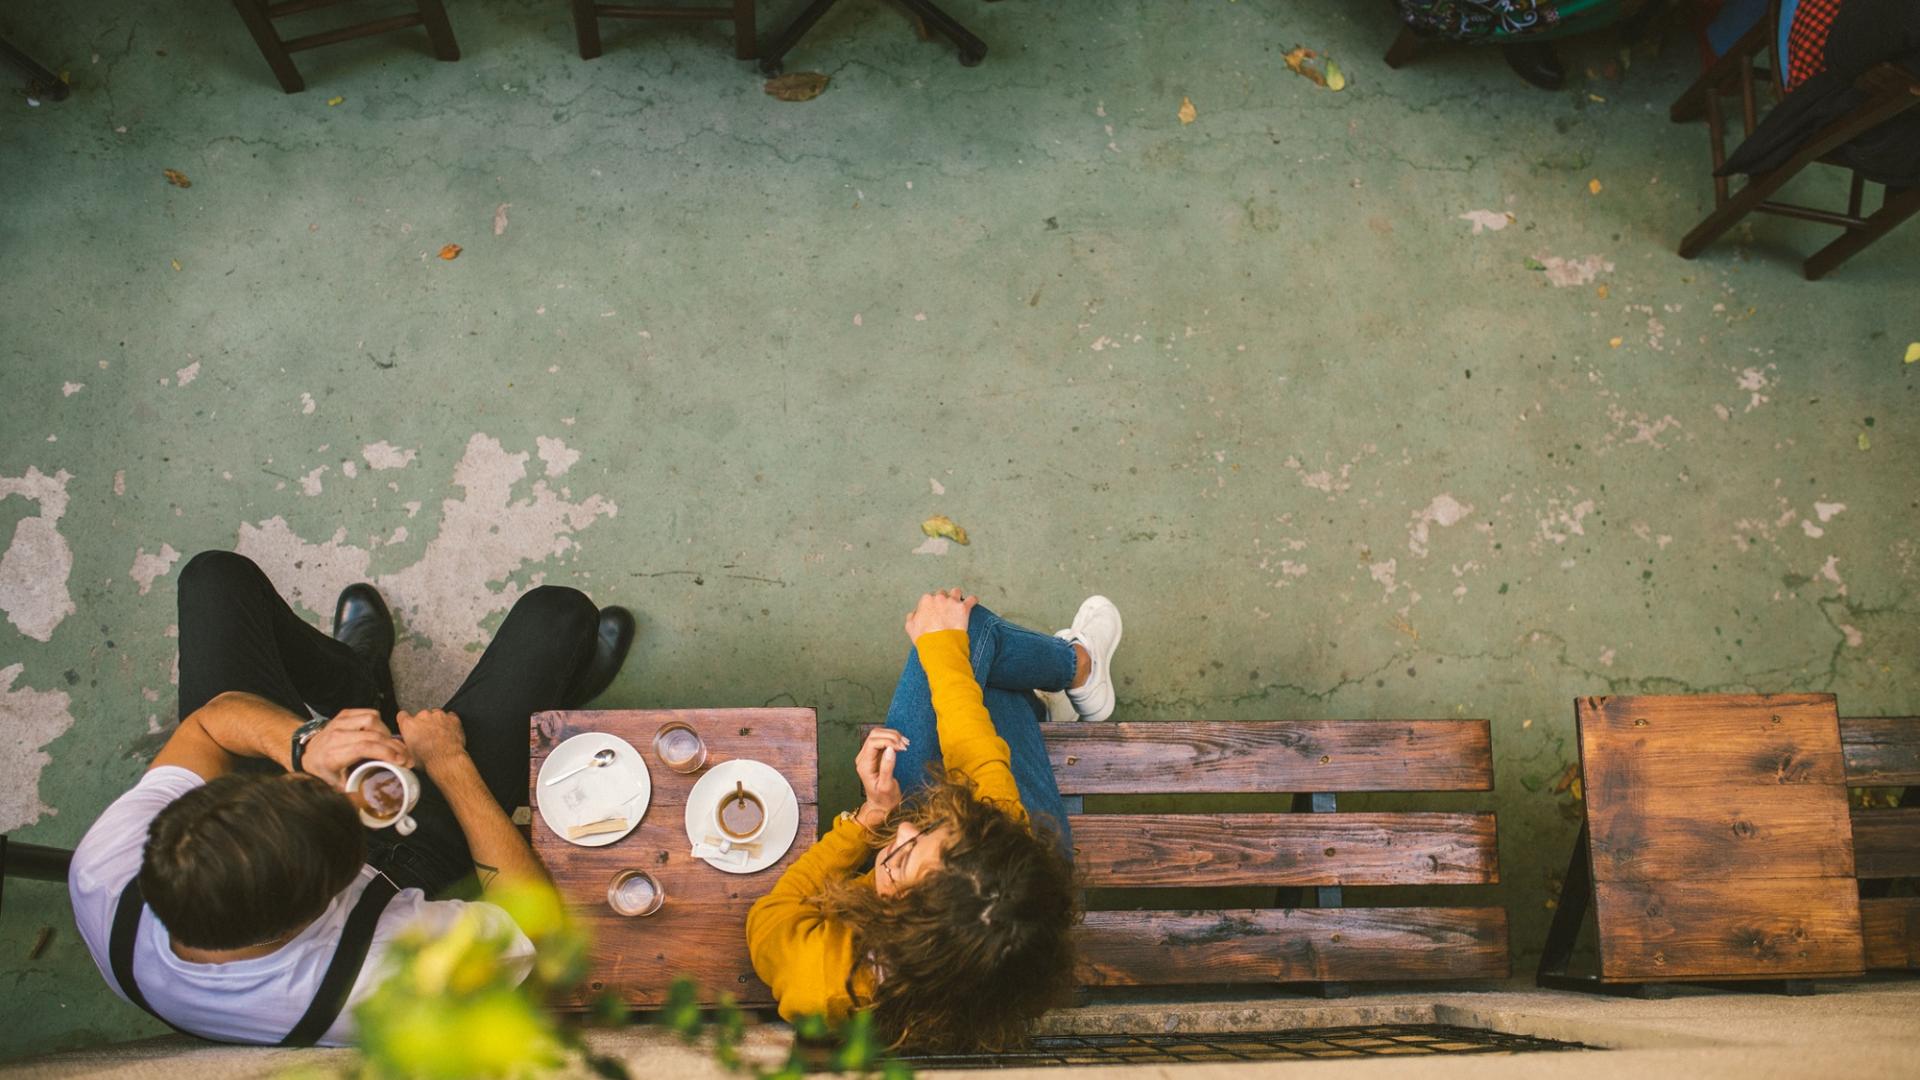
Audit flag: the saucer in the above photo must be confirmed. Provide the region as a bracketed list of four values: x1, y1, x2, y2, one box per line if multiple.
[536, 732, 652, 847]
[683, 759, 800, 874]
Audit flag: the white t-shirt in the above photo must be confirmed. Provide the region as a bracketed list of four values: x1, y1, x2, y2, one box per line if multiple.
[69, 766, 536, 1047]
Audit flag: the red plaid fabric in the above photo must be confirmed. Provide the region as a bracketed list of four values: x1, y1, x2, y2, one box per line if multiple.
[1785, 0, 1840, 91]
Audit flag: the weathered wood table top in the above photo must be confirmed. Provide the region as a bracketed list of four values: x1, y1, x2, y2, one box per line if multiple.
[529, 708, 819, 1008]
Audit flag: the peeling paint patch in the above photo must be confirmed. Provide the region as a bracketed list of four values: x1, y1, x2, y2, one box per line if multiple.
[1536, 254, 1613, 287]
[1369, 559, 1398, 594]
[113, 470, 127, 497]
[1814, 502, 1845, 523]
[1801, 520, 1824, 539]
[1839, 624, 1864, 648]
[0, 664, 74, 831]
[300, 465, 328, 496]
[493, 203, 511, 236]
[929, 478, 946, 496]
[1737, 366, 1774, 411]
[1539, 498, 1596, 545]
[342, 461, 359, 479]
[536, 436, 581, 478]
[1598, 648, 1616, 667]
[176, 361, 200, 387]
[129, 544, 182, 596]
[236, 433, 617, 704]
[62, 382, 84, 397]
[1457, 209, 1512, 234]
[1408, 493, 1472, 557]
[300, 392, 317, 415]
[911, 536, 950, 556]
[363, 441, 418, 471]
[0, 468, 76, 642]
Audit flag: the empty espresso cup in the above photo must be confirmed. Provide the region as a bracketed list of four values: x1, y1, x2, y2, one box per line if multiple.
[652, 722, 708, 774]
[608, 869, 664, 916]
[715, 781, 766, 844]
[344, 760, 421, 836]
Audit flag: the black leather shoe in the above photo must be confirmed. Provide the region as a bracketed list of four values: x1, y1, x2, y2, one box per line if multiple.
[563, 607, 635, 708]
[1503, 42, 1565, 91]
[333, 583, 398, 714]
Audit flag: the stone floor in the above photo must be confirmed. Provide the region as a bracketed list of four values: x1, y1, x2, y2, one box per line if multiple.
[2, 0, 1916, 1063]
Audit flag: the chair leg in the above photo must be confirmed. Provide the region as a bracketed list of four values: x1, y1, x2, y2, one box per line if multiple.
[733, 0, 757, 60]
[571, 0, 604, 59]
[757, 0, 842, 74]
[1383, 26, 1419, 70]
[895, 0, 987, 65]
[231, 0, 305, 93]
[416, 0, 461, 61]
[1670, 19, 1769, 125]
[1803, 184, 1920, 280]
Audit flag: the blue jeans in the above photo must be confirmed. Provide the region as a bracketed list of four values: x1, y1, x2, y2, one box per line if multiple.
[883, 603, 1076, 860]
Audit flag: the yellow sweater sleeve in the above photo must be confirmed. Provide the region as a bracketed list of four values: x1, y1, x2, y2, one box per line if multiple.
[747, 815, 874, 1025]
[913, 629, 1026, 819]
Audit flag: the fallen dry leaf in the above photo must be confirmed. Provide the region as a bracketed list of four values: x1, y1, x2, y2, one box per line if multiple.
[438, 244, 462, 261]
[1905, 342, 1919, 364]
[1325, 58, 1346, 92]
[162, 168, 191, 189]
[1596, 284, 1609, 300]
[1608, 336, 1623, 348]
[921, 514, 969, 545]
[764, 72, 829, 102]
[1283, 46, 1327, 87]
[1588, 178, 1603, 195]
[327, 95, 344, 107]
[1177, 96, 1196, 124]
[1858, 432, 1872, 451]
[170, 259, 181, 271]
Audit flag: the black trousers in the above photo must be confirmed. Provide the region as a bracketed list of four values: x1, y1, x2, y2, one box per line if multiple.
[175, 550, 599, 896]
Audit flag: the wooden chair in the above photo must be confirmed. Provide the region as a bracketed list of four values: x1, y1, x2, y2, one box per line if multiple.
[1669, 2, 1920, 280]
[230, 0, 459, 94]
[1538, 695, 1867, 996]
[568, 0, 757, 62]
[1840, 714, 1920, 970]
[1044, 721, 1509, 993]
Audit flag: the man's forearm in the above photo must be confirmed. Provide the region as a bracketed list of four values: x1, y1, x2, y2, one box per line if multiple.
[424, 752, 548, 889]
[191, 692, 303, 770]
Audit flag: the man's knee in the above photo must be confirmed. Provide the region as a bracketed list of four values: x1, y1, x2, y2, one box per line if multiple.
[178, 550, 266, 596]
[510, 585, 597, 638]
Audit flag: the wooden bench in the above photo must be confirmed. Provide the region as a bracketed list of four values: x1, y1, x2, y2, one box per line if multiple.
[1044, 721, 1510, 991]
[1842, 715, 1920, 971]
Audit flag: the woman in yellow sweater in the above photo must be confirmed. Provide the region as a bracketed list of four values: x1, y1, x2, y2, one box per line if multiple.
[747, 588, 1123, 1052]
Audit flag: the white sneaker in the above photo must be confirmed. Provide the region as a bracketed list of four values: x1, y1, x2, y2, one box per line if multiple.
[1061, 596, 1122, 722]
[1036, 683, 1079, 723]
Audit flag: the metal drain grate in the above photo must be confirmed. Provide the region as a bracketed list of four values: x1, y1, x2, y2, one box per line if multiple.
[899, 1023, 1598, 1069]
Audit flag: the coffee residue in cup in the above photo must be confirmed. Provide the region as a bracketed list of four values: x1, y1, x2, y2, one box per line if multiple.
[718, 785, 765, 839]
[360, 771, 406, 818]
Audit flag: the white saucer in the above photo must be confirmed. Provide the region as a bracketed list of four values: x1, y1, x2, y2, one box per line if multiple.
[684, 760, 800, 874]
[536, 732, 652, 847]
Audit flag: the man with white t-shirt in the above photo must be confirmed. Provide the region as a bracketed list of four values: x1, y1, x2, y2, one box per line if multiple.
[69, 550, 633, 1046]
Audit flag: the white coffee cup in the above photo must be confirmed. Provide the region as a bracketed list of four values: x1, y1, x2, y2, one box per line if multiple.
[713, 780, 767, 847]
[345, 760, 421, 836]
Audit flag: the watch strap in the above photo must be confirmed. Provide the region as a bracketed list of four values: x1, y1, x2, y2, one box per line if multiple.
[289, 716, 328, 774]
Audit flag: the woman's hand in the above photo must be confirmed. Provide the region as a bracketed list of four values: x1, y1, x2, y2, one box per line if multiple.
[854, 727, 910, 825]
[904, 587, 977, 642]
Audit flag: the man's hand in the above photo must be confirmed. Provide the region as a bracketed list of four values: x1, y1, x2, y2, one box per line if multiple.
[301, 708, 413, 788]
[397, 708, 468, 772]
[855, 727, 909, 825]
[904, 587, 977, 642]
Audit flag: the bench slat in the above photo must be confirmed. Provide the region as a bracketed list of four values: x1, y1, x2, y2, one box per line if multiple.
[1852, 807, 1920, 880]
[1840, 716, 1920, 785]
[1861, 897, 1920, 970]
[1593, 879, 1865, 981]
[1587, 784, 1856, 882]
[1578, 695, 1846, 798]
[1069, 812, 1497, 887]
[1075, 907, 1509, 986]
[1042, 721, 1492, 794]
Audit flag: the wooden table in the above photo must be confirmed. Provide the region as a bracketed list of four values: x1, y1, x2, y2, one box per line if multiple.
[529, 708, 819, 1008]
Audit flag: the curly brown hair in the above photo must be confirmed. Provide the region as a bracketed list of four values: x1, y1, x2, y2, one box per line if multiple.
[817, 777, 1079, 1054]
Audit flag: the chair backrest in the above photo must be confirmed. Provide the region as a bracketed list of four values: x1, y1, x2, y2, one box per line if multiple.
[1840, 714, 1920, 970]
[1044, 720, 1509, 988]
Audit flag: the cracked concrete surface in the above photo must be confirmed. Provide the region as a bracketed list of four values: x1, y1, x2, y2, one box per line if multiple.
[2, 0, 1916, 1062]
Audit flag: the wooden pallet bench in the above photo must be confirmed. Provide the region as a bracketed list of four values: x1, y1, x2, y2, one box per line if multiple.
[1842, 714, 1920, 971]
[1043, 721, 1510, 991]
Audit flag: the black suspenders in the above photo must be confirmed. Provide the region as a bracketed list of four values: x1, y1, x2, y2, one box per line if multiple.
[108, 873, 400, 1047]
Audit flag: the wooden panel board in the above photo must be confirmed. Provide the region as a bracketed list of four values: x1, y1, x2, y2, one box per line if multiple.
[1592, 879, 1865, 981]
[531, 709, 818, 1007]
[1587, 785, 1855, 882]
[1839, 716, 1920, 785]
[1041, 721, 1493, 795]
[1851, 807, 1920, 880]
[1069, 813, 1498, 888]
[1577, 694, 1845, 800]
[1860, 897, 1920, 970]
[1075, 907, 1510, 986]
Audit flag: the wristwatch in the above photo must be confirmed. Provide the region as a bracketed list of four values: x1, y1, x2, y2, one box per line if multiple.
[289, 716, 328, 775]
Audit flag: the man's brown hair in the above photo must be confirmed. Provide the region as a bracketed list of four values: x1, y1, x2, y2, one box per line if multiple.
[141, 773, 366, 949]
[818, 777, 1079, 1054]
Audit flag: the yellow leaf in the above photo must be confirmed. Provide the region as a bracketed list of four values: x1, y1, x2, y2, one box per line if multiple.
[1608, 336, 1622, 348]
[1905, 342, 1920, 363]
[438, 243, 462, 261]
[1177, 96, 1196, 125]
[1858, 432, 1871, 451]
[162, 168, 191, 188]
[1325, 59, 1346, 92]
[1596, 285, 1609, 300]
[170, 259, 181, 271]
[327, 95, 344, 106]
[921, 515, 969, 545]
[1588, 178, 1603, 195]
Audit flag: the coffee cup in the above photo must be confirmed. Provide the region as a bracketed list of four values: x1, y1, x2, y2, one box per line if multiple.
[715, 780, 767, 845]
[345, 760, 421, 836]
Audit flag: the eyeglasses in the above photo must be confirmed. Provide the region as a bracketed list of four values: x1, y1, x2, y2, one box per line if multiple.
[879, 834, 921, 887]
